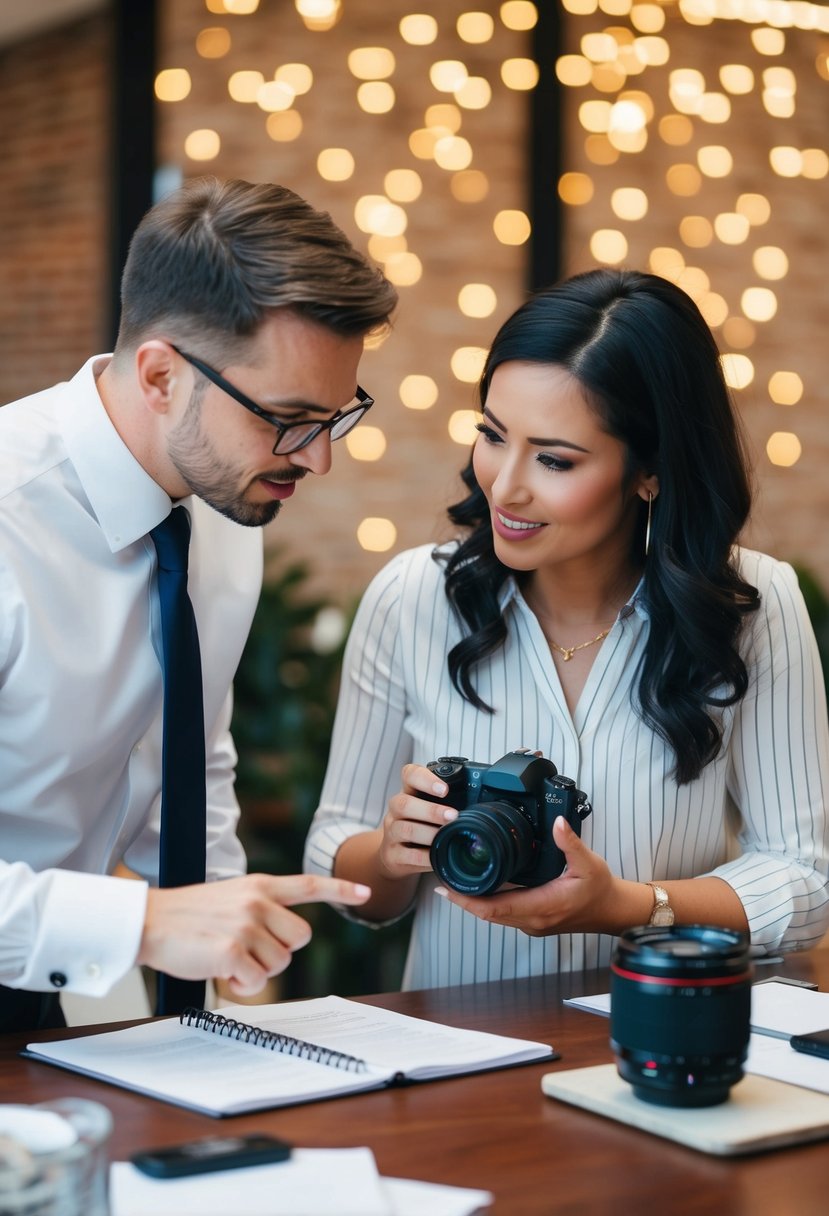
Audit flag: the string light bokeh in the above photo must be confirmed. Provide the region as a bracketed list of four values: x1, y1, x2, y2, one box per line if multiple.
[155, 0, 829, 585]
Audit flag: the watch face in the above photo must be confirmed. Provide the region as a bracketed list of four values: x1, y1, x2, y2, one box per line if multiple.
[650, 906, 675, 926]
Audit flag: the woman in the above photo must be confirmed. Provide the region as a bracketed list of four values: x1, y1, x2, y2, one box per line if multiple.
[304, 268, 829, 989]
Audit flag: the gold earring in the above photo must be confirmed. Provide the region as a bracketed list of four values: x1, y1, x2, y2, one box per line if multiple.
[645, 491, 653, 558]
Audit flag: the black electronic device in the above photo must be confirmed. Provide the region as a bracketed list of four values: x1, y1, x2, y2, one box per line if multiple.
[131, 1134, 292, 1178]
[426, 750, 591, 896]
[790, 1027, 829, 1061]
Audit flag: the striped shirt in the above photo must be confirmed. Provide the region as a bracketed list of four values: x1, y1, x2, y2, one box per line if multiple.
[304, 543, 829, 989]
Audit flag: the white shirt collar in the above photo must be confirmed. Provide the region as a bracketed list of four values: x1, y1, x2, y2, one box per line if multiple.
[58, 355, 173, 553]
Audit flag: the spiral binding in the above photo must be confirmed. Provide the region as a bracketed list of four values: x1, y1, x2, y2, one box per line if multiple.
[180, 1007, 368, 1073]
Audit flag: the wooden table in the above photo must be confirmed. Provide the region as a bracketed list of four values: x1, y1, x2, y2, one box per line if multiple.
[3, 953, 828, 1215]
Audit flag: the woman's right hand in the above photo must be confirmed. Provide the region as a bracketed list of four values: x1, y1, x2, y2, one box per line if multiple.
[377, 763, 459, 880]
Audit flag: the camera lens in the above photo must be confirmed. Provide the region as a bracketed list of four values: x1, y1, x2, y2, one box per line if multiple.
[610, 925, 752, 1108]
[430, 802, 534, 895]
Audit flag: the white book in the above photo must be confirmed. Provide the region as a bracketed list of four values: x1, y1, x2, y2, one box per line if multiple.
[25, 995, 555, 1118]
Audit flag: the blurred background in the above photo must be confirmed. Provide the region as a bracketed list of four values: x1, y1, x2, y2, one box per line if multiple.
[3, 0, 828, 1001]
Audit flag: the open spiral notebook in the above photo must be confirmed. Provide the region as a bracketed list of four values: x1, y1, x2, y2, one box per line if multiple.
[24, 994, 557, 1117]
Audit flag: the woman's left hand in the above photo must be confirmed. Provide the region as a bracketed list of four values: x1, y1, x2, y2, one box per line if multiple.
[434, 814, 625, 936]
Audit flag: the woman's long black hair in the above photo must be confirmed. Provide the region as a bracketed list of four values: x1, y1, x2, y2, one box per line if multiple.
[438, 268, 760, 785]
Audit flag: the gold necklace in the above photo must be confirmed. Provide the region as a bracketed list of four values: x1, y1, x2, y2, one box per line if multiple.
[546, 627, 611, 662]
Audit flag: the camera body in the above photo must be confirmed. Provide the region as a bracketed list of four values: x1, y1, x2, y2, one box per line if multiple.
[427, 750, 592, 896]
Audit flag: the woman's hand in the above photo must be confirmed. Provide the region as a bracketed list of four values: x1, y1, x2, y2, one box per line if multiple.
[377, 763, 459, 880]
[434, 815, 628, 936]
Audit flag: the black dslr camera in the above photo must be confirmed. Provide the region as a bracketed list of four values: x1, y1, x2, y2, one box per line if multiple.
[426, 750, 592, 896]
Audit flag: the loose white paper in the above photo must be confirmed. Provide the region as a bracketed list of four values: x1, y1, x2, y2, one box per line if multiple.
[110, 1149, 494, 1216]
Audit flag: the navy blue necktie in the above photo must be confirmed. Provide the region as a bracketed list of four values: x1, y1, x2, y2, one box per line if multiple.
[151, 507, 207, 1016]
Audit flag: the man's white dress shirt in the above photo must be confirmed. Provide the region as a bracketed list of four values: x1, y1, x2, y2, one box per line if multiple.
[305, 543, 829, 990]
[0, 356, 262, 995]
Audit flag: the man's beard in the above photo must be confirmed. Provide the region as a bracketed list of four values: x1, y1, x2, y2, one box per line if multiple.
[167, 388, 297, 527]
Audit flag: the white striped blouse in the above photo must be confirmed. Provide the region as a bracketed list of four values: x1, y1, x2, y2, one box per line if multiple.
[304, 543, 829, 990]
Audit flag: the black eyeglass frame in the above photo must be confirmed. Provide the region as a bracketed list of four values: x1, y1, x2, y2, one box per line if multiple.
[171, 344, 374, 455]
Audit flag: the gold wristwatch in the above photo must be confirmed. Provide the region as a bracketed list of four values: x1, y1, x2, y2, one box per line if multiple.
[646, 882, 675, 926]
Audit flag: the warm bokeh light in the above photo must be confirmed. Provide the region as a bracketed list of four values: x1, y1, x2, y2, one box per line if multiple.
[649, 246, 685, 279]
[448, 409, 482, 446]
[384, 251, 423, 286]
[679, 216, 713, 248]
[611, 187, 648, 220]
[698, 292, 728, 328]
[458, 283, 497, 318]
[184, 129, 220, 160]
[367, 234, 407, 262]
[722, 317, 756, 349]
[430, 61, 469, 92]
[630, 3, 665, 33]
[713, 212, 750, 245]
[295, 0, 341, 31]
[357, 82, 395, 113]
[736, 193, 771, 225]
[455, 77, 492, 109]
[751, 28, 785, 56]
[400, 375, 438, 410]
[257, 80, 295, 111]
[425, 103, 462, 133]
[222, 0, 260, 11]
[802, 149, 829, 179]
[493, 210, 531, 245]
[345, 426, 386, 461]
[155, 69, 191, 101]
[228, 70, 264, 102]
[317, 148, 355, 181]
[697, 146, 733, 177]
[266, 111, 303, 141]
[399, 13, 437, 45]
[753, 246, 789, 280]
[451, 169, 490, 202]
[357, 517, 397, 552]
[719, 64, 754, 94]
[457, 12, 495, 42]
[434, 135, 473, 171]
[500, 1, 538, 30]
[196, 28, 231, 58]
[741, 287, 778, 323]
[766, 432, 801, 468]
[556, 55, 592, 87]
[590, 229, 628, 264]
[666, 164, 702, 196]
[451, 347, 488, 383]
[558, 172, 595, 205]
[354, 195, 407, 236]
[501, 59, 539, 90]
[348, 47, 395, 80]
[585, 134, 619, 165]
[769, 371, 804, 406]
[384, 169, 422, 202]
[658, 114, 693, 145]
[770, 146, 802, 177]
[276, 64, 313, 94]
[721, 352, 754, 389]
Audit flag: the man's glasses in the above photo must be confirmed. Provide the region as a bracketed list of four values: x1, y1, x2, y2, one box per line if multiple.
[171, 345, 374, 456]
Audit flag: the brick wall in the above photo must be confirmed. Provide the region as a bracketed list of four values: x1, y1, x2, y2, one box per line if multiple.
[0, 14, 110, 403]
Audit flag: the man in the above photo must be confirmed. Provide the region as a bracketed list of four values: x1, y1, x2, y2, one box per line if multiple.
[0, 177, 397, 1032]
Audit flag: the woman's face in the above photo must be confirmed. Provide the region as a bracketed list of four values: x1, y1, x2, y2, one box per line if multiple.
[472, 360, 650, 577]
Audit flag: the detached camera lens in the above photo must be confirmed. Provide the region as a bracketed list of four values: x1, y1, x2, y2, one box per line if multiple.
[610, 925, 752, 1107]
[430, 802, 534, 896]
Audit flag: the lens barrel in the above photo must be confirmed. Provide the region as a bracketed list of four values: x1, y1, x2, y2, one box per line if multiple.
[430, 802, 535, 896]
[610, 924, 752, 1107]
